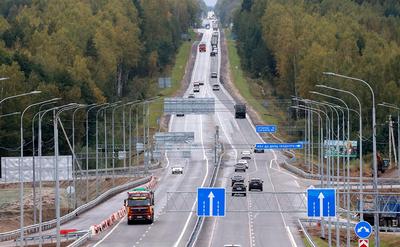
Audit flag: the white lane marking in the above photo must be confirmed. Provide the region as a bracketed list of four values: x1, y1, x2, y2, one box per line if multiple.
[173, 116, 209, 247]
[294, 180, 300, 188]
[264, 152, 297, 247]
[92, 216, 126, 247]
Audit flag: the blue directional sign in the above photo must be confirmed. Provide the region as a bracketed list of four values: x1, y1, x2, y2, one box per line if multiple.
[354, 221, 372, 239]
[307, 188, 336, 218]
[255, 143, 303, 149]
[256, 125, 277, 133]
[197, 187, 225, 217]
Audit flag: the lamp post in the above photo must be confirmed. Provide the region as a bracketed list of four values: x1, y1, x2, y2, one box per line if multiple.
[85, 103, 107, 202]
[19, 97, 62, 246]
[323, 72, 379, 245]
[31, 101, 59, 225]
[0, 90, 41, 105]
[111, 101, 139, 184]
[317, 84, 364, 221]
[54, 104, 80, 247]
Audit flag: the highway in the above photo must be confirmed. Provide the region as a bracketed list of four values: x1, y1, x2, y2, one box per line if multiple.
[89, 28, 217, 247]
[88, 24, 310, 247]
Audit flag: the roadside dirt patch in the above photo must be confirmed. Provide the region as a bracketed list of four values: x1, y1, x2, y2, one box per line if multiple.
[0, 177, 141, 232]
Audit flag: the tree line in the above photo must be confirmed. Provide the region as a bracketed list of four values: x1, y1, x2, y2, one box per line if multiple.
[221, 0, 400, 153]
[0, 0, 201, 157]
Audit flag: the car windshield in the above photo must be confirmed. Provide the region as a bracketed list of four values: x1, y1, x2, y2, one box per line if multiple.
[127, 199, 151, 206]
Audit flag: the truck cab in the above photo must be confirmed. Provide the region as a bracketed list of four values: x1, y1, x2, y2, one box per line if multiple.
[125, 188, 155, 224]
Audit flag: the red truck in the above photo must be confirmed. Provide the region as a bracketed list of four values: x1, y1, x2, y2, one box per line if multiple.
[124, 187, 154, 224]
[199, 43, 206, 52]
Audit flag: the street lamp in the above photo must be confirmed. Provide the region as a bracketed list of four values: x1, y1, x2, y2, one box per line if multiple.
[0, 90, 41, 105]
[0, 111, 20, 118]
[323, 72, 379, 245]
[18, 97, 58, 246]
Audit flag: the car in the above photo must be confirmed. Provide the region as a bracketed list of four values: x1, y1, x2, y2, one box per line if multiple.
[211, 72, 217, 78]
[171, 167, 183, 174]
[254, 146, 265, 153]
[231, 175, 245, 186]
[188, 93, 195, 98]
[212, 48, 218, 54]
[249, 178, 263, 191]
[193, 82, 200, 87]
[232, 182, 246, 196]
[237, 159, 248, 169]
[193, 86, 200, 93]
[210, 51, 216, 57]
[198, 81, 204, 86]
[234, 163, 246, 172]
[212, 84, 220, 91]
[240, 150, 251, 160]
[176, 113, 185, 117]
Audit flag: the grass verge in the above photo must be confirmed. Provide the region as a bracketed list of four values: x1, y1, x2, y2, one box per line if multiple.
[149, 36, 194, 129]
[225, 31, 279, 125]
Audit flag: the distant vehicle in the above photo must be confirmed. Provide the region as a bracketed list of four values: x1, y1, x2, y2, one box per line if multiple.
[176, 113, 185, 117]
[212, 47, 218, 54]
[193, 85, 200, 93]
[205, 24, 210, 29]
[237, 159, 248, 169]
[171, 167, 183, 174]
[198, 81, 204, 86]
[188, 93, 195, 98]
[125, 188, 155, 224]
[212, 21, 218, 31]
[210, 51, 216, 57]
[234, 163, 246, 172]
[361, 196, 400, 227]
[234, 103, 246, 119]
[193, 82, 200, 87]
[211, 72, 217, 78]
[248, 178, 263, 191]
[231, 175, 245, 186]
[211, 35, 218, 48]
[254, 146, 265, 153]
[232, 182, 246, 196]
[212, 84, 220, 91]
[241, 150, 251, 160]
[199, 43, 206, 52]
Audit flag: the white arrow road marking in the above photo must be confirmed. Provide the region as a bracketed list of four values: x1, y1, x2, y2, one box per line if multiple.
[208, 191, 215, 216]
[318, 192, 325, 216]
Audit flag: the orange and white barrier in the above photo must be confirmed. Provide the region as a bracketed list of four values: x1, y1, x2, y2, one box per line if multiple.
[145, 176, 158, 190]
[90, 207, 126, 235]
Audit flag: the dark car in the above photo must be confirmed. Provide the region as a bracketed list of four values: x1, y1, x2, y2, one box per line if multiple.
[232, 182, 247, 196]
[211, 72, 217, 78]
[234, 163, 246, 172]
[253, 146, 265, 153]
[249, 178, 263, 191]
[210, 51, 216, 57]
[231, 175, 245, 186]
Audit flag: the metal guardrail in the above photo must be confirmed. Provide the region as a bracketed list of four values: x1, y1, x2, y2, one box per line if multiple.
[16, 231, 89, 246]
[186, 146, 224, 247]
[67, 231, 91, 247]
[298, 219, 317, 247]
[281, 160, 400, 186]
[0, 176, 151, 242]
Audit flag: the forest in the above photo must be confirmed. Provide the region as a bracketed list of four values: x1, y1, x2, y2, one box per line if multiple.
[221, 0, 400, 153]
[0, 0, 201, 157]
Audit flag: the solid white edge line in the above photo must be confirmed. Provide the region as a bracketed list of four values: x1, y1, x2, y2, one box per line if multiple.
[92, 216, 126, 247]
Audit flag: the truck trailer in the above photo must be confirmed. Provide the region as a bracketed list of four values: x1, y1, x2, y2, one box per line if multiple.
[234, 104, 246, 119]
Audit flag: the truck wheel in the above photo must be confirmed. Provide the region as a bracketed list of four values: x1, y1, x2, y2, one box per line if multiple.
[127, 219, 132, 225]
[232, 193, 235, 196]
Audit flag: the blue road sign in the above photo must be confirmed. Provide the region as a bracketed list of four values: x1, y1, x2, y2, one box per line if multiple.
[197, 187, 225, 217]
[255, 143, 303, 149]
[256, 125, 277, 133]
[307, 188, 336, 217]
[354, 221, 372, 239]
